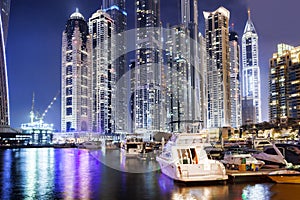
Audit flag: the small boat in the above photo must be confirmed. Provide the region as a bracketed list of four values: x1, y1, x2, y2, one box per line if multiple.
[268, 169, 300, 184]
[104, 139, 118, 150]
[82, 141, 102, 149]
[156, 133, 228, 182]
[221, 150, 265, 170]
[120, 134, 144, 157]
[75, 143, 85, 148]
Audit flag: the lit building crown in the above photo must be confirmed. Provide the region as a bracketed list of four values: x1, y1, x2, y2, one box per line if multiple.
[243, 9, 256, 34]
[70, 8, 84, 20]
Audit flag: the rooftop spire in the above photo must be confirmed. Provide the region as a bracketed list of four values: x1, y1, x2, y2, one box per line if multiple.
[247, 8, 251, 20]
[243, 8, 256, 34]
[70, 7, 85, 20]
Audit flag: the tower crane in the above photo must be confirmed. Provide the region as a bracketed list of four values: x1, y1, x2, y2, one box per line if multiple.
[29, 91, 60, 125]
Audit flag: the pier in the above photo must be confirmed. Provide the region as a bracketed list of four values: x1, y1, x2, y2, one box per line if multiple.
[226, 168, 278, 183]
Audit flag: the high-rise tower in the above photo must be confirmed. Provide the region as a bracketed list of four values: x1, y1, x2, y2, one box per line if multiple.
[229, 30, 242, 128]
[180, 0, 202, 124]
[269, 43, 300, 125]
[0, 0, 10, 127]
[134, 0, 162, 136]
[203, 7, 231, 128]
[165, 24, 190, 132]
[89, 9, 116, 134]
[102, 0, 128, 134]
[241, 9, 261, 124]
[61, 9, 92, 132]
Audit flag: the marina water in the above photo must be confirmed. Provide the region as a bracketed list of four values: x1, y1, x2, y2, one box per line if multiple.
[0, 148, 300, 200]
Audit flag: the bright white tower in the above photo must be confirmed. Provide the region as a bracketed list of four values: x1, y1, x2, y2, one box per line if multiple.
[241, 9, 261, 124]
[89, 9, 116, 134]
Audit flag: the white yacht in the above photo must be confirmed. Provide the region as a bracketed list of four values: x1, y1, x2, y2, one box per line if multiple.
[156, 133, 228, 182]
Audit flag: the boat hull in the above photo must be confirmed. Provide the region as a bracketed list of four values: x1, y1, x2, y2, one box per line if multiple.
[268, 175, 300, 184]
[268, 170, 300, 184]
[157, 157, 228, 182]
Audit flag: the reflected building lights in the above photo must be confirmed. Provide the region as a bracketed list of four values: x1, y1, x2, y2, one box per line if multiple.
[2, 150, 12, 199]
[242, 184, 272, 200]
[23, 149, 55, 198]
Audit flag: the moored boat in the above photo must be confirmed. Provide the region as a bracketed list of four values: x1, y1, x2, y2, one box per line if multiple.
[252, 143, 288, 168]
[156, 133, 228, 182]
[221, 150, 265, 170]
[268, 169, 300, 184]
[104, 139, 118, 150]
[120, 134, 144, 157]
[82, 141, 102, 149]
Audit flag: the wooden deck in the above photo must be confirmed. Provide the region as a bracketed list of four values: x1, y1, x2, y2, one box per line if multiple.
[226, 168, 278, 183]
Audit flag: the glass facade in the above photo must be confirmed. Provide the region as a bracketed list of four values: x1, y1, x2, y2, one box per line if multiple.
[103, 0, 128, 134]
[269, 44, 300, 125]
[61, 9, 92, 132]
[229, 31, 242, 128]
[204, 7, 231, 128]
[89, 10, 116, 134]
[134, 0, 162, 135]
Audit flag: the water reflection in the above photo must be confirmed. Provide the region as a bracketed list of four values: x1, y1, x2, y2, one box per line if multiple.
[1, 150, 12, 199]
[242, 183, 273, 200]
[270, 184, 300, 200]
[23, 148, 55, 198]
[89, 149, 160, 173]
[0, 148, 300, 199]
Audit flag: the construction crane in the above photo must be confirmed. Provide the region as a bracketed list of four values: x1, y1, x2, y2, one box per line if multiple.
[30, 91, 60, 124]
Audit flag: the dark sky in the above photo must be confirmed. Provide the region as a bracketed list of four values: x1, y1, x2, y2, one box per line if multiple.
[6, 0, 300, 130]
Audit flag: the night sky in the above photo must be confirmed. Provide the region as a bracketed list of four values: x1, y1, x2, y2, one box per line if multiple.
[6, 0, 300, 131]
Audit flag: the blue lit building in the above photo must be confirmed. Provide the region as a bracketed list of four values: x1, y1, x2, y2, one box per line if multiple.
[61, 9, 93, 132]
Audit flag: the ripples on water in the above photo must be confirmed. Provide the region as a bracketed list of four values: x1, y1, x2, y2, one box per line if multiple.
[0, 148, 299, 200]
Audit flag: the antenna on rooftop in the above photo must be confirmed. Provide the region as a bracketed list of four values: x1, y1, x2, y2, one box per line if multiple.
[30, 92, 35, 123]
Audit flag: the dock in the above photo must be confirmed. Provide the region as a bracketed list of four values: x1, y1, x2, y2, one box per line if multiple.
[226, 168, 278, 183]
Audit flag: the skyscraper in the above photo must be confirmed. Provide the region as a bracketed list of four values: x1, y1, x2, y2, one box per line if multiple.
[229, 30, 242, 128]
[241, 9, 261, 124]
[0, 0, 10, 127]
[180, 0, 202, 124]
[269, 43, 300, 125]
[61, 9, 92, 132]
[204, 7, 231, 128]
[89, 9, 116, 134]
[164, 0, 205, 133]
[135, 0, 162, 135]
[102, 0, 128, 134]
[165, 24, 190, 132]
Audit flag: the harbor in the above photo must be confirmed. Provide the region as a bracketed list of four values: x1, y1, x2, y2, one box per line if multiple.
[3, 147, 300, 200]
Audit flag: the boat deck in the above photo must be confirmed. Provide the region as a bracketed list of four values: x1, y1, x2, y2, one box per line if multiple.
[226, 168, 279, 183]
